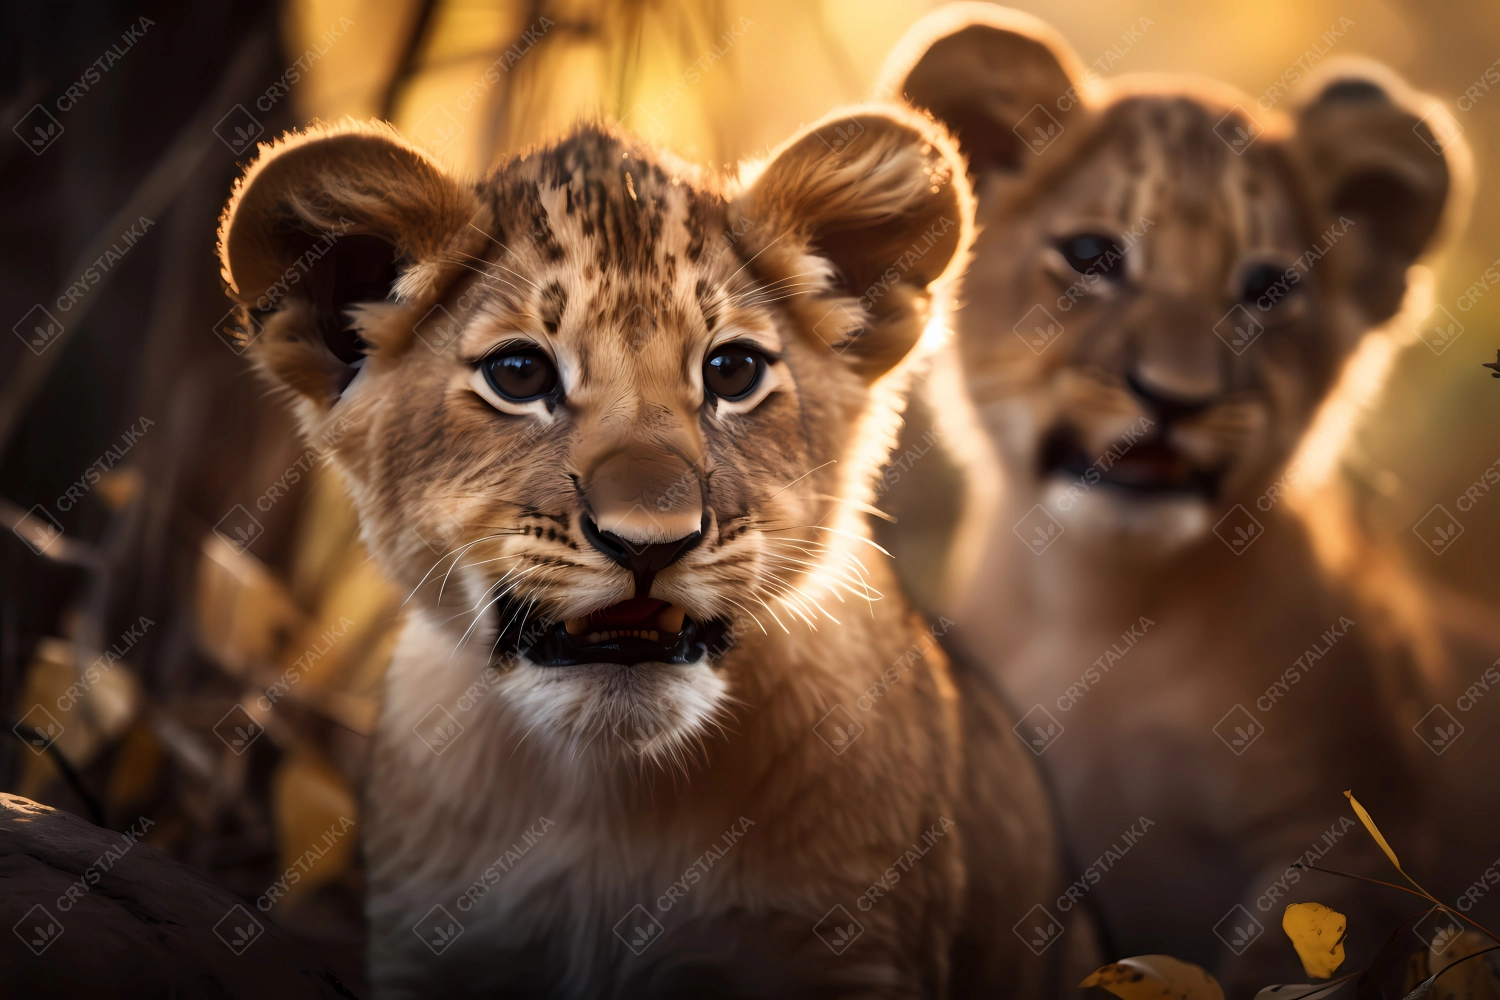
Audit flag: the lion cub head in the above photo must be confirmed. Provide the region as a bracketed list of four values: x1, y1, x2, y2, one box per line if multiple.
[217, 113, 967, 763]
[883, 5, 1466, 556]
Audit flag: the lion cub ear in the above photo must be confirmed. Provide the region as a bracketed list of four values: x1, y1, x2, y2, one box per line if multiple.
[739, 107, 971, 380]
[1287, 62, 1471, 325]
[877, 3, 1090, 178]
[217, 121, 480, 406]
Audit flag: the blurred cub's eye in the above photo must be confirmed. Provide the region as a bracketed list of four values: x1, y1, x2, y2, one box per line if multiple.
[1056, 233, 1126, 281]
[1241, 263, 1295, 306]
[703, 344, 766, 401]
[481, 347, 558, 401]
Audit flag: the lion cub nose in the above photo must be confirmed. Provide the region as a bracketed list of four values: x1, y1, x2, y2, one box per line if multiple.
[581, 444, 705, 595]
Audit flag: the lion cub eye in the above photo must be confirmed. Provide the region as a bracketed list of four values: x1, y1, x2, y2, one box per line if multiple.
[481, 347, 558, 401]
[703, 345, 767, 402]
[1241, 263, 1295, 306]
[1056, 233, 1126, 282]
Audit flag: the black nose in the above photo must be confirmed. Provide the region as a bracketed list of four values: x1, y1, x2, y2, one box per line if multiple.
[1126, 370, 1216, 424]
[581, 516, 705, 599]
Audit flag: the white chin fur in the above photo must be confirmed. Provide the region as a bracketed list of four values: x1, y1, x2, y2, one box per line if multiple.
[498, 658, 730, 768]
[1039, 476, 1212, 556]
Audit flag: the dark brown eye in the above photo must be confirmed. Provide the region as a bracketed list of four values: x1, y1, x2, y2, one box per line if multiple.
[481, 347, 558, 401]
[1056, 232, 1126, 283]
[703, 345, 767, 402]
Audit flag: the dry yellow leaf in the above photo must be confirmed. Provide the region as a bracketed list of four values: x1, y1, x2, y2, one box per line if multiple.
[1080, 955, 1225, 1000]
[1282, 902, 1347, 979]
[270, 751, 359, 911]
[1344, 789, 1403, 874]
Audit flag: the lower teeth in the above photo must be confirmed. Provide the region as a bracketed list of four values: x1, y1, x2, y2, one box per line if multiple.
[584, 629, 662, 644]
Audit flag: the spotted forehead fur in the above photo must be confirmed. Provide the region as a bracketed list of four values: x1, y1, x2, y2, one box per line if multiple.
[468, 127, 749, 363]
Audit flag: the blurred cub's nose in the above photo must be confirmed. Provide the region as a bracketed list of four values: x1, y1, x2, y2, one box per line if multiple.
[581, 444, 705, 593]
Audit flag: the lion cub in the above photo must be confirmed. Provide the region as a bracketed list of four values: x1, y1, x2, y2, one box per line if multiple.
[217, 110, 1055, 997]
[877, 3, 1468, 991]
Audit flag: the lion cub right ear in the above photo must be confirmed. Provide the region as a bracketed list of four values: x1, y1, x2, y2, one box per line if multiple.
[877, 2, 1090, 178]
[216, 121, 480, 406]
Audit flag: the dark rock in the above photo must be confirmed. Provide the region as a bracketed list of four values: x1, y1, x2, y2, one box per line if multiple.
[0, 793, 357, 998]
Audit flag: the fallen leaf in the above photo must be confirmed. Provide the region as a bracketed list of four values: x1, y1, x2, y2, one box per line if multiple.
[1080, 954, 1224, 999]
[1283, 902, 1347, 979]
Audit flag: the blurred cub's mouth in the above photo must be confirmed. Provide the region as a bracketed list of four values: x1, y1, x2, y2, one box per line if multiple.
[493, 596, 731, 668]
[1039, 425, 1224, 499]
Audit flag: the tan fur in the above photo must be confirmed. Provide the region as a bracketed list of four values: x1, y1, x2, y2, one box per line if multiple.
[877, 4, 1469, 989]
[219, 110, 1055, 997]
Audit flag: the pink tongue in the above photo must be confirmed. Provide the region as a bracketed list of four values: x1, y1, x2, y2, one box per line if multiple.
[589, 598, 669, 629]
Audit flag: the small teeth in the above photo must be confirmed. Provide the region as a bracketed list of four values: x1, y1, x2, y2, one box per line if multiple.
[584, 630, 660, 644]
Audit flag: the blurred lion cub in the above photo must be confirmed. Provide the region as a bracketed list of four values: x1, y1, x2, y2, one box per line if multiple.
[218, 106, 1056, 997]
[878, 3, 1470, 988]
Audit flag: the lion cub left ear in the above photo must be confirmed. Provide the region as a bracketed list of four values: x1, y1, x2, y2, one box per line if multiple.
[217, 121, 480, 406]
[738, 107, 972, 380]
[1286, 62, 1471, 325]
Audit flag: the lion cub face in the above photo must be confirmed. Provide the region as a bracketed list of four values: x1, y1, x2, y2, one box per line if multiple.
[218, 115, 966, 763]
[885, 7, 1463, 554]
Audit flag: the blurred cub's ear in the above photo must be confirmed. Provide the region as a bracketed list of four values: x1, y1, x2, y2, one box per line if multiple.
[216, 121, 480, 406]
[1286, 61, 1471, 325]
[739, 107, 971, 380]
[877, 2, 1090, 178]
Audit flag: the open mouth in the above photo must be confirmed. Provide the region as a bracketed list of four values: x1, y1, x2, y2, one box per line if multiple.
[1040, 426, 1223, 498]
[494, 596, 731, 668]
